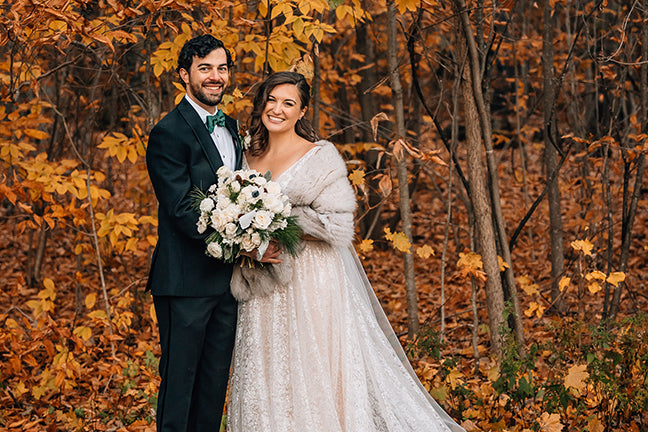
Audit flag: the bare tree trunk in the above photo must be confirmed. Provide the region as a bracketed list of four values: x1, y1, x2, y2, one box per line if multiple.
[456, 0, 524, 349]
[609, 1, 648, 319]
[542, 0, 567, 314]
[312, 44, 321, 136]
[355, 8, 385, 239]
[387, 0, 418, 339]
[461, 64, 506, 355]
[32, 223, 49, 285]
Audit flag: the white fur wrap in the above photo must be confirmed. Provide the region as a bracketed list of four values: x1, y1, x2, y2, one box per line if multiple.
[231, 140, 356, 301]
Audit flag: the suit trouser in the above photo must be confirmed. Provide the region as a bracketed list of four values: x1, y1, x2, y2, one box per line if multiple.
[154, 292, 237, 432]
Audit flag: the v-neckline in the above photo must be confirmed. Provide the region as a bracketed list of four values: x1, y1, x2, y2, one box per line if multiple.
[245, 144, 320, 181]
[273, 145, 319, 181]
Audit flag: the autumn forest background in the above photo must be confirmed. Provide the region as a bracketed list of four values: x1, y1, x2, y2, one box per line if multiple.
[1, 0, 647, 431]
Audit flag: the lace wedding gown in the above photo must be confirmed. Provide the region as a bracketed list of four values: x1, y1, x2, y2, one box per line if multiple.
[227, 144, 465, 432]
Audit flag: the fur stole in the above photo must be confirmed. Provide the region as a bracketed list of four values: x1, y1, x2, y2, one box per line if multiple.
[231, 140, 356, 302]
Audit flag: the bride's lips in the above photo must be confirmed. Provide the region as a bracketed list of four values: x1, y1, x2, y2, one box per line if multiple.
[266, 115, 285, 123]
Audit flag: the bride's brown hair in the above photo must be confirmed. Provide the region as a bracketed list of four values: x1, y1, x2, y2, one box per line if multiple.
[246, 72, 318, 156]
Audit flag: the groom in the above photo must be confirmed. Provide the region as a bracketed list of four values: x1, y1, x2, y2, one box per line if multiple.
[146, 35, 269, 432]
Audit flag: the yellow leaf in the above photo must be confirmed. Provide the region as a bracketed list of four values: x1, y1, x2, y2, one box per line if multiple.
[538, 412, 563, 432]
[150, 303, 157, 324]
[24, 129, 50, 140]
[585, 270, 606, 281]
[457, 251, 486, 280]
[348, 169, 365, 186]
[587, 417, 605, 432]
[73, 326, 92, 341]
[558, 276, 570, 292]
[14, 381, 28, 397]
[358, 239, 374, 253]
[525, 301, 546, 318]
[487, 365, 500, 382]
[384, 227, 411, 253]
[49, 20, 68, 31]
[88, 310, 107, 320]
[564, 364, 589, 394]
[518, 275, 540, 296]
[446, 369, 464, 389]
[395, 0, 419, 14]
[588, 282, 603, 294]
[497, 255, 509, 271]
[40, 279, 56, 300]
[571, 239, 594, 256]
[85, 293, 97, 309]
[416, 245, 434, 259]
[429, 385, 448, 403]
[606, 271, 625, 287]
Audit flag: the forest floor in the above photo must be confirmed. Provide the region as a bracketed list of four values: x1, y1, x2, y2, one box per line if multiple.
[1, 155, 647, 431]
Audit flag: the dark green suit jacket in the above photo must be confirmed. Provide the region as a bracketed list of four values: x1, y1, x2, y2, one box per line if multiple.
[146, 97, 242, 297]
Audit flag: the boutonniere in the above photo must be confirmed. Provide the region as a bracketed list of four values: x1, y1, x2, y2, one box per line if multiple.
[237, 121, 251, 151]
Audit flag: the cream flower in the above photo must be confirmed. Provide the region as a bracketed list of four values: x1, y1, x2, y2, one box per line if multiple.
[206, 242, 223, 259]
[252, 210, 273, 230]
[199, 197, 215, 212]
[224, 222, 238, 238]
[265, 182, 281, 195]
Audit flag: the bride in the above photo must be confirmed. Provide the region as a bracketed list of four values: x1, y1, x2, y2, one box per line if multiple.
[227, 71, 465, 432]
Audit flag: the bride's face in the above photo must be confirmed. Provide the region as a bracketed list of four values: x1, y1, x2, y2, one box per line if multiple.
[262, 84, 307, 135]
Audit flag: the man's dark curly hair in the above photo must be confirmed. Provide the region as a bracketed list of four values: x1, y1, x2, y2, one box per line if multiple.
[176, 34, 233, 83]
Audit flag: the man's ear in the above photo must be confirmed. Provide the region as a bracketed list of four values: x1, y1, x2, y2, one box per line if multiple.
[179, 68, 189, 86]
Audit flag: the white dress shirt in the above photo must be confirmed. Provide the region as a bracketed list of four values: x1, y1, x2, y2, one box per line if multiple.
[185, 95, 236, 169]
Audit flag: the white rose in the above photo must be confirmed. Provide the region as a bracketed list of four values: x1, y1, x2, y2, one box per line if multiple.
[250, 232, 261, 247]
[224, 222, 238, 238]
[240, 234, 256, 252]
[207, 242, 223, 258]
[222, 203, 241, 221]
[230, 180, 241, 193]
[199, 197, 215, 212]
[208, 184, 217, 193]
[252, 210, 273, 230]
[263, 195, 284, 214]
[265, 182, 281, 195]
[210, 212, 228, 231]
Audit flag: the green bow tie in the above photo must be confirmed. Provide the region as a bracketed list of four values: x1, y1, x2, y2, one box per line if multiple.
[206, 110, 226, 133]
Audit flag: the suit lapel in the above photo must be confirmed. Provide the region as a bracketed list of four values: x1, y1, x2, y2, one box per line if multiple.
[177, 98, 224, 175]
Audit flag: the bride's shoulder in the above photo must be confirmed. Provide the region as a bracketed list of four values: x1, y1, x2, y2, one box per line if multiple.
[311, 140, 345, 166]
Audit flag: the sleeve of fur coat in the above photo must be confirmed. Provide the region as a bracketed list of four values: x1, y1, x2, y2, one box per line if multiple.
[290, 141, 356, 247]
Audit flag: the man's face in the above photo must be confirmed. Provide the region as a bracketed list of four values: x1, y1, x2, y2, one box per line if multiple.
[179, 48, 229, 112]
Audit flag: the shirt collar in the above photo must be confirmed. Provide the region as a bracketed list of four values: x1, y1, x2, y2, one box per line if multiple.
[184, 94, 222, 125]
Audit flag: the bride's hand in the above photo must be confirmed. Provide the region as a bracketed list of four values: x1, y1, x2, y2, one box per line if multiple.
[240, 241, 283, 264]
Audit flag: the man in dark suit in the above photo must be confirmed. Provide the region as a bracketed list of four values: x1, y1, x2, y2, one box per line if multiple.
[145, 35, 278, 432]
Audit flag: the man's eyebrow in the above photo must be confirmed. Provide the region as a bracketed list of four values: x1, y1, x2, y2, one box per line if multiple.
[196, 62, 228, 68]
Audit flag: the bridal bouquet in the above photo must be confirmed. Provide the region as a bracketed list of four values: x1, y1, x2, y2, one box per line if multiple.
[191, 166, 301, 264]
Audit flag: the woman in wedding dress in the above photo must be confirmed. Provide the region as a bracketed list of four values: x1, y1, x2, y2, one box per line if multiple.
[227, 71, 465, 432]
